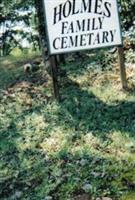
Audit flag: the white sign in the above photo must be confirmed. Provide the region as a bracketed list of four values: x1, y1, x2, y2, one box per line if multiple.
[44, 0, 122, 55]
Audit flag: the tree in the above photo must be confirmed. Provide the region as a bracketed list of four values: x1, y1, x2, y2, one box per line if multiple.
[0, 0, 37, 56]
[34, 0, 49, 62]
[118, 0, 135, 31]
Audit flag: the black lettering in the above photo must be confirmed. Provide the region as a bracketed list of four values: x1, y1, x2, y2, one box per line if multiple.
[61, 36, 68, 49]
[92, 18, 98, 30]
[94, 33, 100, 44]
[67, 22, 74, 34]
[110, 30, 116, 42]
[68, 35, 78, 47]
[53, 38, 60, 49]
[80, 34, 87, 46]
[98, 17, 104, 29]
[87, 32, 94, 45]
[87, 18, 91, 31]
[76, 19, 85, 32]
[95, 0, 102, 15]
[72, 0, 79, 15]
[104, 2, 111, 17]
[102, 31, 109, 43]
[53, 4, 62, 24]
[63, 0, 72, 18]
[61, 21, 68, 34]
[81, 0, 92, 13]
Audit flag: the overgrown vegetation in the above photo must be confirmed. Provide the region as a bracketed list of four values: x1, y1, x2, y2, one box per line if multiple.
[0, 49, 135, 200]
[1, 0, 135, 199]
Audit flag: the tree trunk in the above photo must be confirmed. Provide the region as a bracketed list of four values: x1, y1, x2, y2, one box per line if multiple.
[34, 0, 48, 63]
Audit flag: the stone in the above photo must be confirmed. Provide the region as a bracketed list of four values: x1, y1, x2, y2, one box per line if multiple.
[74, 194, 90, 200]
[44, 196, 53, 200]
[82, 183, 92, 192]
[102, 197, 112, 200]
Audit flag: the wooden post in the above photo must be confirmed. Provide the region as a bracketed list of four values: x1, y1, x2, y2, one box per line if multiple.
[59, 54, 66, 65]
[49, 55, 60, 101]
[118, 46, 127, 89]
[55, 54, 66, 66]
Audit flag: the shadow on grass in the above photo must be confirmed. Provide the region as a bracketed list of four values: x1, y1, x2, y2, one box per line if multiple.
[1, 53, 135, 199]
[0, 52, 41, 90]
[58, 66, 135, 139]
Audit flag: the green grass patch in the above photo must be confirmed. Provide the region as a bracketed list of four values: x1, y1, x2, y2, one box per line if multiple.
[0, 49, 40, 89]
[0, 51, 135, 200]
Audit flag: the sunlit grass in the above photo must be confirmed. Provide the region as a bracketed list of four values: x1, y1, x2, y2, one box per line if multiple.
[1, 51, 135, 199]
[0, 48, 40, 90]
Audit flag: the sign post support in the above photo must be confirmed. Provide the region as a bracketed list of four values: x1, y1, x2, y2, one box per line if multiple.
[49, 55, 60, 101]
[118, 46, 127, 89]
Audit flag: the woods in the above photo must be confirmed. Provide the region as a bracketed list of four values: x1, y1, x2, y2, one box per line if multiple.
[0, 0, 135, 200]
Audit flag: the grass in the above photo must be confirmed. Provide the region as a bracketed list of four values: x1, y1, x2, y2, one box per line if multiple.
[0, 49, 135, 200]
[0, 48, 40, 89]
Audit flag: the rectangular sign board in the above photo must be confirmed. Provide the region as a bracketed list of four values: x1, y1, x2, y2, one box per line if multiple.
[43, 0, 122, 55]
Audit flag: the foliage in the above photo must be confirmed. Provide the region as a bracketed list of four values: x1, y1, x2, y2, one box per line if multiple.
[0, 0, 38, 56]
[1, 52, 135, 199]
[118, 0, 135, 31]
